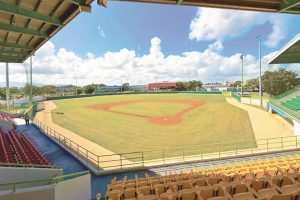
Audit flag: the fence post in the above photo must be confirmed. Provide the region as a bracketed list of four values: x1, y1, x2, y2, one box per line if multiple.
[218, 144, 221, 158]
[182, 147, 185, 161]
[296, 136, 298, 148]
[97, 156, 100, 173]
[163, 149, 165, 164]
[281, 137, 283, 150]
[235, 142, 237, 155]
[12, 184, 16, 192]
[267, 139, 269, 152]
[200, 144, 202, 160]
[142, 152, 144, 167]
[120, 154, 123, 170]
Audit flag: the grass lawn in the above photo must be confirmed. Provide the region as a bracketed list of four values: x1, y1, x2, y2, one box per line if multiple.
[51, 94, 255, 160]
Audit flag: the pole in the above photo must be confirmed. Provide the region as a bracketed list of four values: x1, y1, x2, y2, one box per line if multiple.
[240, 55, 244, 99]
[257, 35, 263, 108]
[29, 56, 33, 105]
[6, 63, 9, 111]
[75, 65, 78, 95]
[120, 76, 123, 93]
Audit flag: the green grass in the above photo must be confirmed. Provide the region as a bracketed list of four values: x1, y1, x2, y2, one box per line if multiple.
[52, 94, 255, 160]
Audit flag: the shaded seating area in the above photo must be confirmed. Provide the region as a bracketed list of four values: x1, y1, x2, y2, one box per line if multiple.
[281, 96, 300, 111]
[0, 112, 15, 130]
[105, 155, 300, 200]
[0, 127, 50, 166]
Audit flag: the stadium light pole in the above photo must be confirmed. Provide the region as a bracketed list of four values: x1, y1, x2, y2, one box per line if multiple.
[240, 54, 244, 99]
[75, 64, 78, 95]
[256, 35, 263, 109]
[5, 62, 10, 111]
[29, 55, 33, 106]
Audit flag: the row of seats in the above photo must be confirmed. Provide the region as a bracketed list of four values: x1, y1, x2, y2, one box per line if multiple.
[0, 113, 14, 123]
[281, 96, 300, 111]
[105, 155, 300, 200]
[0, 128, 50, 165]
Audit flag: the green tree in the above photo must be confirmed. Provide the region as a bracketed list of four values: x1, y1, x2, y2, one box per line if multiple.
[41, 85, 56, 95]
[245, 78, 259, 92]
[262, 69, 299, 96]
[122, 83, 129, 91]
[84, 85, 95, 94]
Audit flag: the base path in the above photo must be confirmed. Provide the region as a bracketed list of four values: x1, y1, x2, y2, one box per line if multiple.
[34, 101, 133, 170]
[226, 98, 294, 140]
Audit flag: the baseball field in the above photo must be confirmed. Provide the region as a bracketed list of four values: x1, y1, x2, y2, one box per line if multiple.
[51, 93, 256, 160]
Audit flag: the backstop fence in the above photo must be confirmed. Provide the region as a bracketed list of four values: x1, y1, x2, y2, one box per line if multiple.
[34, 119, 300, 175]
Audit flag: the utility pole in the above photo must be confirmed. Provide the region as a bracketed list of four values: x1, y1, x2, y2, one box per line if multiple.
[240, 55, 244, 99]
[29, 56, 33, 106]
[6, 63, 9, 111]
[257, 35, 263, 108]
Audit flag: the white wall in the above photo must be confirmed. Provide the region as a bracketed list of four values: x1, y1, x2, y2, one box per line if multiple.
[0, 167, 63, 184]
[0, 174, 91, 200]
[293, 119, 300, 138]
[241, 98, 268, 109]
[55, 173, 91, 200]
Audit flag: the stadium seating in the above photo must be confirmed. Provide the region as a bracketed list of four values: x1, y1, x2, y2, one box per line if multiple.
[281, 96, 300, 111]
[0, 127, 50, 165]
[105, 155, 300, 200]
[0, 112, 14, 123]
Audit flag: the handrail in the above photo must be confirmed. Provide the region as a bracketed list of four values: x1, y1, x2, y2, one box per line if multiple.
[272, 87, 300, 99]
[0, 162, 58, 169]
[33, 119, 300, 174]
[0, 171, 90, 192]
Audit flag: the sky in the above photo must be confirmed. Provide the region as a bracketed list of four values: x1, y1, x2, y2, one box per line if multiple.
[1, 2, 300, 86]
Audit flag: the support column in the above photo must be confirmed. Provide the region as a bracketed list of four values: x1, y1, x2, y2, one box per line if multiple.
[5, 63, 10, 111]
[29, 56, 33, 105]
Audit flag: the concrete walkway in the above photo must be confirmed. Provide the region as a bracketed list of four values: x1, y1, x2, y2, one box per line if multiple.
[226, 98, 294, 139]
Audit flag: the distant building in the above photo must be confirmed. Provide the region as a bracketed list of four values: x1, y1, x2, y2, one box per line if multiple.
[128, 85, 148, 91]
[202, 84, 237, 92]
[56, 85, 74, 95]
[148, 82, 177, 91]
[97, 86, 121, 93]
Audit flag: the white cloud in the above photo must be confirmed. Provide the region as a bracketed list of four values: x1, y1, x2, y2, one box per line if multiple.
[0, 37, 289, 87]
[189, 8, 293, 47]
[97, 26, 106, 38]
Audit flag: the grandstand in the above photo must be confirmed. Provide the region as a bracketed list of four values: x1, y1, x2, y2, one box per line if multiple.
[281, 96, 300, 112]
[106, 155, 300, 200]
[1, 1, 300, 200]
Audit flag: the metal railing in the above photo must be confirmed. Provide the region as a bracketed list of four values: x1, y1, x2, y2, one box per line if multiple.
[0, 162, 58, 169]
[272, 87, 300, 99]
[34, 119, 300, 174]
[0, 171, 89, 192]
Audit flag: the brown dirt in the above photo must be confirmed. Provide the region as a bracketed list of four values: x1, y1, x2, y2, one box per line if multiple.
[88, 99, 205, 126]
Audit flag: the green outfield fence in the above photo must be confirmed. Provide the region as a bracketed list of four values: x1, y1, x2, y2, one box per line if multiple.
[33, 119, 300, 174]
[45, 91, 222, 101]
[0, 171, 89, 192]
[231, 92, 241, 102]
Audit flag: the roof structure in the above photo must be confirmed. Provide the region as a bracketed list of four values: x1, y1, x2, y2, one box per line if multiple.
[269, 34, 300, 64]
[1, 0, 300, 64]
[0, 0, 94, 63]
[116, 0, 300, 13]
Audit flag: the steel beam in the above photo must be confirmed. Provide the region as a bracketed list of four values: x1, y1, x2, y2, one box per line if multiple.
[0, 49, 28, 55]
[279, 0, 300, 12]
[0, 1, 63, 26]
[177, 0, 183, 5]
[0, 23, 49, 38]
[0, 42, 34, 50]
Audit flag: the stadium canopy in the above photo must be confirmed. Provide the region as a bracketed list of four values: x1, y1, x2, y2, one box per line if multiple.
[1, 0, 300, 64]
[269, 34, 300, 64]
[0, 0, 95, 63]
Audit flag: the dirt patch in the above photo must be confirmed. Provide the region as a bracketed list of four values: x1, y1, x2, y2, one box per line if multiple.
[88, 99, 205, 126]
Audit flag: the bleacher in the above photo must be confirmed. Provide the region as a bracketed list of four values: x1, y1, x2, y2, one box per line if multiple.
[106, 155, 300, 200]
[0, 127, 50, 165]
[281, 96, 300, 112]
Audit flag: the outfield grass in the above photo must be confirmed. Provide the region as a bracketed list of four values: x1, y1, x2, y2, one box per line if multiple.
[51, 94, 255, 160]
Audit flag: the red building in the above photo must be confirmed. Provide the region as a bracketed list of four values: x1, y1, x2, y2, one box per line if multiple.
[148, 82, 177, 91]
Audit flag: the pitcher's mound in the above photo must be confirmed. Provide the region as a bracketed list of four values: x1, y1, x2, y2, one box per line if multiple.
[149, 116, 182, 125]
